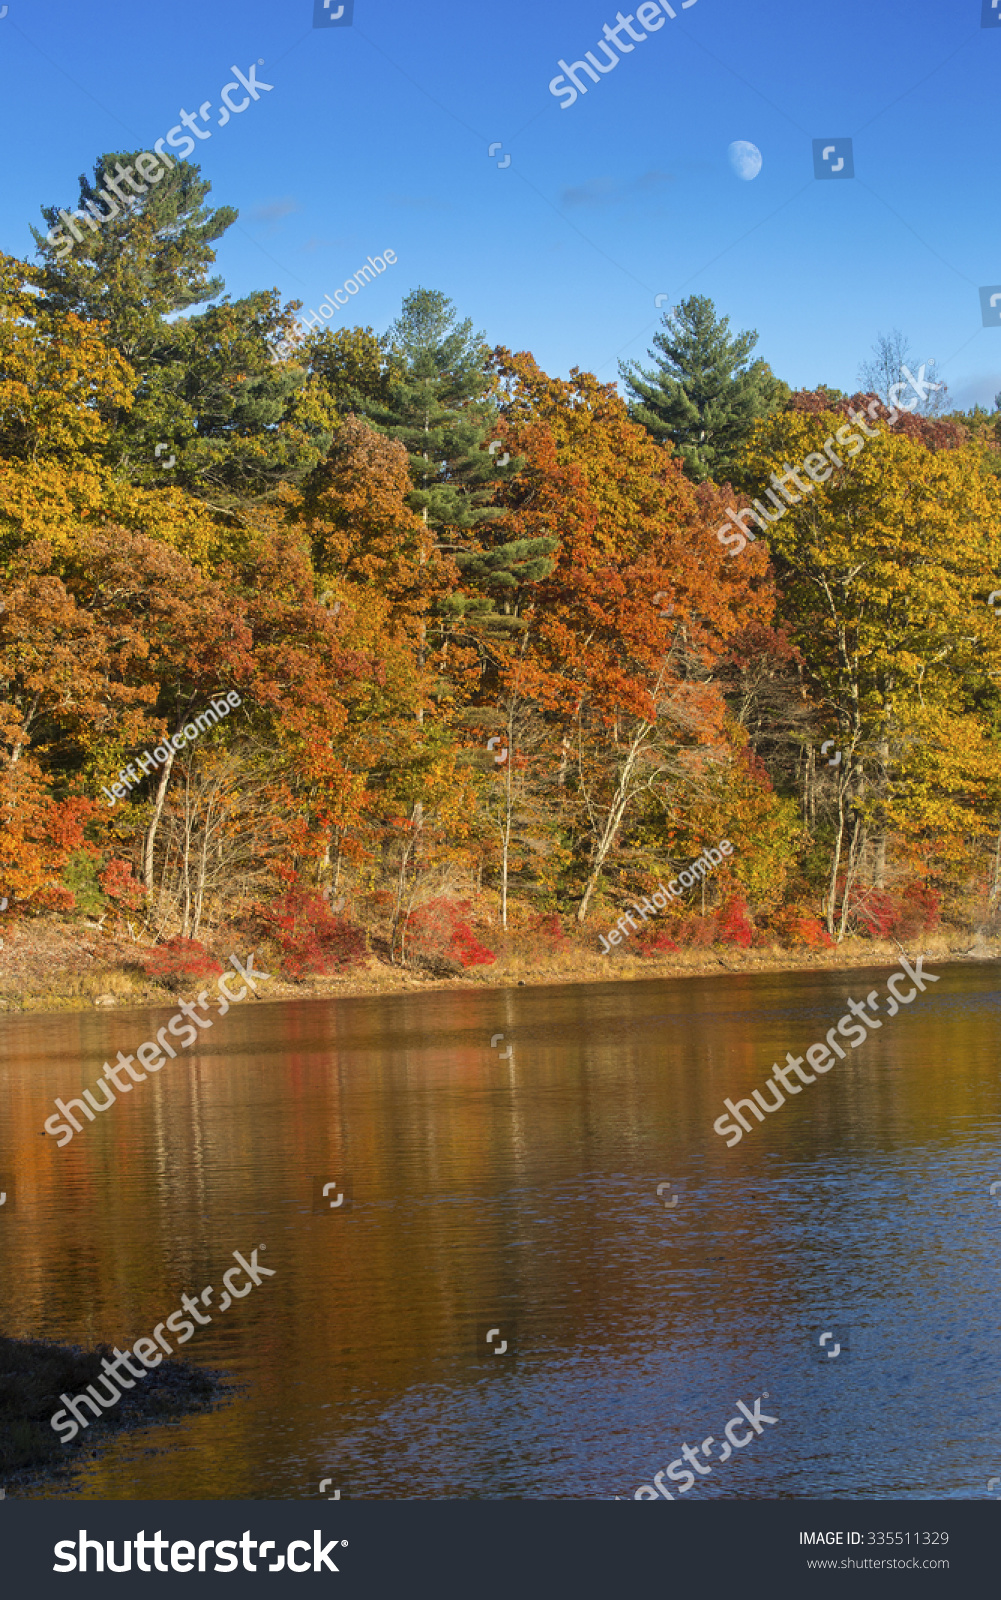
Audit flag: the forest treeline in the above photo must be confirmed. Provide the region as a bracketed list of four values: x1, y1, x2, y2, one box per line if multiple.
[3, 150, 1001, 974]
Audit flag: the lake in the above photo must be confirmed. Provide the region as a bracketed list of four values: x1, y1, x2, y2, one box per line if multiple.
[1, 958, 999, 1500]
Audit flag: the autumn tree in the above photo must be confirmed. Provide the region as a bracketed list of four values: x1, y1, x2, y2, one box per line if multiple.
[305, 325, 401, 416]
[492, 351, 775, 919]
[292, 417, 476, 935]
[0, 253, 134, 472]
[738, 392, 1001, 937]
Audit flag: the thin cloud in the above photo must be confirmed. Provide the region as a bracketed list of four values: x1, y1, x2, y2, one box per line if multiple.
[943, 374, 996, 412]
[561, 170, 674, 208]
[249, 197, 302, 231]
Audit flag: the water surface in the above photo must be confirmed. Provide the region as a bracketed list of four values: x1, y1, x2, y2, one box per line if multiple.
[1, 960, 998, 1499]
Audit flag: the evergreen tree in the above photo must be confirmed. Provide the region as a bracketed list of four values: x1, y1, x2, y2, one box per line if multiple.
[34, 150, 237, 370]
[33, 153, 335, 508]
[372, 287, 503, 535]
[127, 289, 338, 507]
[365, 288, 555, 636]
[619, 294, 787, 481]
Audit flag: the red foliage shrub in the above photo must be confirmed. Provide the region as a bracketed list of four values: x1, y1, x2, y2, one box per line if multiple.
[668, 913, 718, 948]
[406, 897, 495, 967]
[636, 910, 713, 950]
[636, 897, 753, 952]
[775, 911, 833, 950]
[905, 883, 941, 930]
[451, 923, 497, 967]
[259, 887, 367, 978]
[855, 883, 940, 941]
[99, 857, 145, 910]
[717, 896, 754, 948]
[528, 912, 569, 952]
[143, 936, 224, 985]
[857, 890, 896, 939]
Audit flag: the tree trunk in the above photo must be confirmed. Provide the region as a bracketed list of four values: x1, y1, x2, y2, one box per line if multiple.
[143, 729, 183, 893]
[389, 831, 416, 964]
[825, 776, 847, 939]
[804, 743, 816, 831]
[499, 688, 521, 931]
[191, 789, 215, 940]
[556, 737, 570, 787]
[836, 810, 865, 944]
[180, 783, 194, 938]
[575, 718, 653, 923]
[989, 822, 1001, 909]
[872, 726, 890, 889]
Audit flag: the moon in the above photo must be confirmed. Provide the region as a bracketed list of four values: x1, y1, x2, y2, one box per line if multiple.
[728, 141, 762, 181]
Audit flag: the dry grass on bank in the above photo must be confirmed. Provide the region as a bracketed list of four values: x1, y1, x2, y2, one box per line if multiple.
[0, 914, 992, 1017]
[312, 927, 985, 1003]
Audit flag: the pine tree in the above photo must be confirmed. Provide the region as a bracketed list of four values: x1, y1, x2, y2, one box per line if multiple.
[365, 288, 554, 636]
[34, 150, 237, 370]
[619, 294, 787, 481]
[33, 153, 334, 508]
[371, 287, 503, 535]
[127, 288, 337, 507]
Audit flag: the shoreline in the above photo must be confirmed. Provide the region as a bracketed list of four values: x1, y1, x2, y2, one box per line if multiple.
[229, 938, 998, 1012]
[0, 918, 995, 1020]
[0, 1334, 233, 1497]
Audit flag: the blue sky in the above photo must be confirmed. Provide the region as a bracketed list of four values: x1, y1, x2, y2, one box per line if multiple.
[3, 0, 999, 407]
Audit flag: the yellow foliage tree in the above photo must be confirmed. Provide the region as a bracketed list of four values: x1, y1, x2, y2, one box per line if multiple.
[739, 398, 1001, 936]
